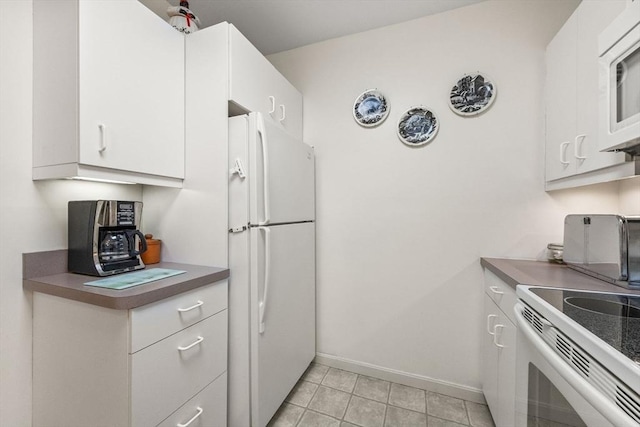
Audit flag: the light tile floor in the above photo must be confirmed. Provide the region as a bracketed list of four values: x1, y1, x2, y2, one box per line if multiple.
[268, 363, 496, 427]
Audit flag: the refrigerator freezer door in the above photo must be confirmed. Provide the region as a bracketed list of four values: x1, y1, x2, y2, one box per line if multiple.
[249, 113, 315, 225]
[250, 222, 315, 427]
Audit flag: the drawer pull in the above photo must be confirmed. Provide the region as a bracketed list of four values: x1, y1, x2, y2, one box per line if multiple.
[177, 336, 204, 352]
[489, 286, 504, 295]
[177, 407, 203, 427]
[177, 300, 204, 313]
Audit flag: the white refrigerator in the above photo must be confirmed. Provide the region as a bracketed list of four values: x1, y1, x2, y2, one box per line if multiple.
[228, 113, 316, 427]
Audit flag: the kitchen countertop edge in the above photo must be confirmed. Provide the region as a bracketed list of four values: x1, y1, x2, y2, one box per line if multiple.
[481, 257, 640, 295]
[24, 261, 230, 310]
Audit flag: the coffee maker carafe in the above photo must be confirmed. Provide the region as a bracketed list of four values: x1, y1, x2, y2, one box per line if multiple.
[68, 200, 147, 276]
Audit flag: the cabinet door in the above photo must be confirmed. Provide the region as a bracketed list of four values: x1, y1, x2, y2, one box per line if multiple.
[545, 11, 578, 181]
[495, 309, 516, 427]
[266, 70, 303, 139]
[229, 25, 303, 139]
[574, 0, 627, 174]
[78, 0, 185, 178]
[482, 291, 517, 427]
[482, 294, 500, 424]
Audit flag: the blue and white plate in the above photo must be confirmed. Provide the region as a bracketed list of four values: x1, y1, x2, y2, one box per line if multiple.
[397, 106, 439, 147]
[449, 72, 496, 116]
[353, 89, 389, 127]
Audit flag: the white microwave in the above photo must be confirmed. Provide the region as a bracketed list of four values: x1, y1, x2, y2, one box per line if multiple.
[598, 0, 640, 155]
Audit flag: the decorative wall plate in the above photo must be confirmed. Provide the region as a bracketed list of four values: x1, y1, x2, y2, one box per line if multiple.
[353, 89, 389, 127]
[449, 72, 496, 116]
[397, 106, 439, 147]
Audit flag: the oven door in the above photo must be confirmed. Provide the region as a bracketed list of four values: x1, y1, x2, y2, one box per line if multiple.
[514, 302, 635, 427]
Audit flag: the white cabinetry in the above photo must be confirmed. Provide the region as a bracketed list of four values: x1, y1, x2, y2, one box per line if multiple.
[33, 0, 185, 187]
[33, 281, 228, 427]
[482, 270, 517, 427]
[545, 1, 633, 190]
[228, 25, 303, 139]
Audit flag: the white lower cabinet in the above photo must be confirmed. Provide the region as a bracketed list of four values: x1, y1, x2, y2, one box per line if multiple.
[32, 281, 228, 427]
[482, 271, 517, 427]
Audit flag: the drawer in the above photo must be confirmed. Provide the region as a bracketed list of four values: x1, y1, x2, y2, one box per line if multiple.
[130, 311, 228, 427]
[130, 280, 228, 353]
[156, 373, 227, 427]
[483, 269, 517, 324]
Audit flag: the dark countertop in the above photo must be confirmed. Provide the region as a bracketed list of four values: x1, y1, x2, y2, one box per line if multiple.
[481, 257, 640, 295]
[23, 250, 229, 309]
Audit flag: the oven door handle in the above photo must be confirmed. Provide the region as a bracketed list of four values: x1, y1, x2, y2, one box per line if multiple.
[514, 302, 638, 427]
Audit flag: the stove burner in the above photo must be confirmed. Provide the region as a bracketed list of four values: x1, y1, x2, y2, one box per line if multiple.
[564, 297, 640, 318]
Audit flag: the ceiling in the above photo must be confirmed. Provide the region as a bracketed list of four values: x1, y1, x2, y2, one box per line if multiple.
[161, 0, 487, 55]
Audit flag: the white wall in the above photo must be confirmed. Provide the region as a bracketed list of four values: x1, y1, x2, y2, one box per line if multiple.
[268, 0, 634, 394]
[620, 176, 640, 214]
[0, 2, 142, 425]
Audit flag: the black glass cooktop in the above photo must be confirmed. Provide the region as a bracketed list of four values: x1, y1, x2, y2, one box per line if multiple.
[531, 288, 640, 364]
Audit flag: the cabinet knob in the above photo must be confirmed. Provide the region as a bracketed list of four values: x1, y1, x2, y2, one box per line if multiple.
[489, 286, 504, 296]
[268, 96, 276, 114]
[177, 336, 204, 352]
[177, 407, 204, 427]
[98, 123, 107, 153]
[493, 324, 505, 348]
[279, 104, 286, 122]
[574, 134, 587, 160]
[560, 141, 571, 165]
[487, 314, 498, 335]
[177, 300, 204, 313]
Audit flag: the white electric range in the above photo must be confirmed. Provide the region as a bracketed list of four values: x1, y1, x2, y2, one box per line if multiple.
[515, 285, 640, 427]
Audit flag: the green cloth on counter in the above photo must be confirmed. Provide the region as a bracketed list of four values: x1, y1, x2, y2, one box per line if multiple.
[84, 268, 186, 290]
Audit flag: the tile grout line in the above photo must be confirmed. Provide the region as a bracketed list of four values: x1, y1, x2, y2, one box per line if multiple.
[343, 389, 355, 423]
[295, 365, 330, 427]
[382, 375, 391, 427]
[281, 364, 490, 427]
[464, 399, 470, 427]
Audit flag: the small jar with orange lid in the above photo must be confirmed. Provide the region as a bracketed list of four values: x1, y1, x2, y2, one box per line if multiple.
[141, 234, 162, 265]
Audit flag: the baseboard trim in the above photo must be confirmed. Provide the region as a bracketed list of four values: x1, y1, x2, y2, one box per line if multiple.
[313, 352, 486, 404]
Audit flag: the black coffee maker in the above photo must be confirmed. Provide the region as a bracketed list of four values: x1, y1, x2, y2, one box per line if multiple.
[68, 200, 147, 276]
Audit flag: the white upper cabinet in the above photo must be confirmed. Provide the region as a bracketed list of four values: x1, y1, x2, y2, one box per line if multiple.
[546, 11, 578, 182]
[545, 1, 629, 188]
[33, 0, 185, 187]
[228, 25, 303, 139]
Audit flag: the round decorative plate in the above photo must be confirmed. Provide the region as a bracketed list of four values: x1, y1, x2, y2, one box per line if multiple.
[397, 106, 439, 147]
[353, 89, 389, 127]
[449, 72, 496, 116]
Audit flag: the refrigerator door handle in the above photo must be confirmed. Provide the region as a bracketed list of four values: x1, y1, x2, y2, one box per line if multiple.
[257, 116, 271, 225]
[258, 226, 271, 334]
